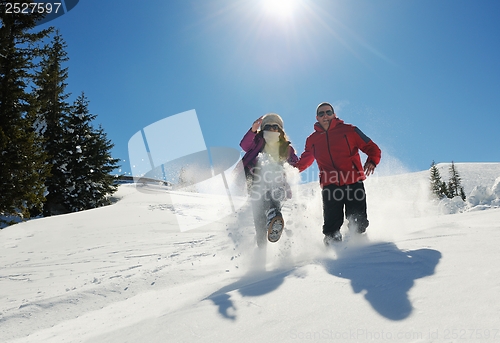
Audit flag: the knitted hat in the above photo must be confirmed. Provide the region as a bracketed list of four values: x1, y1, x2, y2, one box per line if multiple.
[260, 113, 284, 131]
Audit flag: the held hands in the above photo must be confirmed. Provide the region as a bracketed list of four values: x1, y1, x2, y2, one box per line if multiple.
[251, 116, 263, 133]
[364, 161, 376, 177]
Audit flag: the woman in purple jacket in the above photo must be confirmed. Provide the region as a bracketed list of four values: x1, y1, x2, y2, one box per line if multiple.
[240, 113, 298, 248]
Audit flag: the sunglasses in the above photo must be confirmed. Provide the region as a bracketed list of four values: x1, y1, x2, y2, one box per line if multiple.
[317, 110, 334, 117]
[263, 124, 280, 131]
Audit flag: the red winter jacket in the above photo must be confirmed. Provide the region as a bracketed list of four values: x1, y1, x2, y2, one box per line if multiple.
[296, 119, 381, 187]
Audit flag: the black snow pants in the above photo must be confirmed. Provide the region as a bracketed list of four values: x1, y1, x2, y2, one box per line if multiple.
[321, 181, 369, 236]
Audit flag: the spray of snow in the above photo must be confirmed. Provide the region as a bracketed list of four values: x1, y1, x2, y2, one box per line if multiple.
[2, 163, 500, 342]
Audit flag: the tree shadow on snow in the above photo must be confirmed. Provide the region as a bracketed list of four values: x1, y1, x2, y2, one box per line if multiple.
[322, 241, 442, 321]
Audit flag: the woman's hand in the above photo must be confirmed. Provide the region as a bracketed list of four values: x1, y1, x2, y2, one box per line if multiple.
[251, 117, 263, 133]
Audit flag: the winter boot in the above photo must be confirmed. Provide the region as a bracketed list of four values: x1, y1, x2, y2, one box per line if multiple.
[347, 215, 368, 234]
[324, 231, 342, 246]
[266, 208, 284, 243]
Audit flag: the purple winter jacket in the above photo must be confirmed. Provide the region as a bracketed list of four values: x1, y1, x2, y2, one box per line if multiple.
[240, 129, 299, 175]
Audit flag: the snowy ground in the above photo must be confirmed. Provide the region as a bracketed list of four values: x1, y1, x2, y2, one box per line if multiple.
[1, 163, 500, 343]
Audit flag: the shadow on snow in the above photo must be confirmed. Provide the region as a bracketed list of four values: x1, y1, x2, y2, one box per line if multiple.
[204, 248, 294, 321]
[321, 241, 442, 321]
[205, 240, 441, 322]
[204, 269, 294, 320]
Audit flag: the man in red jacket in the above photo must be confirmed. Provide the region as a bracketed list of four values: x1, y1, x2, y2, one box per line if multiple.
[296, 102, 381, 245]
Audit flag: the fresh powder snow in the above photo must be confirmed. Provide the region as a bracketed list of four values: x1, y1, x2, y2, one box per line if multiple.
[1, 162, 500, 343]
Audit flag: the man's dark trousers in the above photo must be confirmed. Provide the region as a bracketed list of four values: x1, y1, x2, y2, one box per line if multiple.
[321, 181, 369, 236]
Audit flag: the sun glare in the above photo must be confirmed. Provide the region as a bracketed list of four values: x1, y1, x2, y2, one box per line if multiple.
[262, 0, 297, 19]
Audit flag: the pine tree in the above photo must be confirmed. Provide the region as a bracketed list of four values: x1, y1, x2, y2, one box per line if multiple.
[429, 161, 447, 199]
[447, 161, 466, 200]
[32, 30, 71, 215]
[459, 187, 466, 202]
[0, 4, 52, 223]
[61, 93, 120, 211]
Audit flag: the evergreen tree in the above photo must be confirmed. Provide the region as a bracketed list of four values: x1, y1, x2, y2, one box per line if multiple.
[459, 187, 466, 202]
[429, 161, 447, 199]
[32, 30, 71, 215]
[0, 4, 52, 223]
[447, 161, 466, 200]
[61, 93, 120, 211]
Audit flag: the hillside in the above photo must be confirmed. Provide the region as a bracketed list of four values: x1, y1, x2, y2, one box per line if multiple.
[1, 163, 500, 343]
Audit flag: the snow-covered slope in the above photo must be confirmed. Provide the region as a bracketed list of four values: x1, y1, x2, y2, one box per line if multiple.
[1, 163, 500, 343]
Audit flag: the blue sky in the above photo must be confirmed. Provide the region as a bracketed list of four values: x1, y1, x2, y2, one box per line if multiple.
[39, 0, 500, 180]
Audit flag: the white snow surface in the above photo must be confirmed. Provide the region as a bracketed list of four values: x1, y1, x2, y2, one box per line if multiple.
[2, 162, 500, 343]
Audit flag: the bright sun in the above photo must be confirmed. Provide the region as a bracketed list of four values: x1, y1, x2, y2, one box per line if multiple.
[262, 0, 298, 19]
